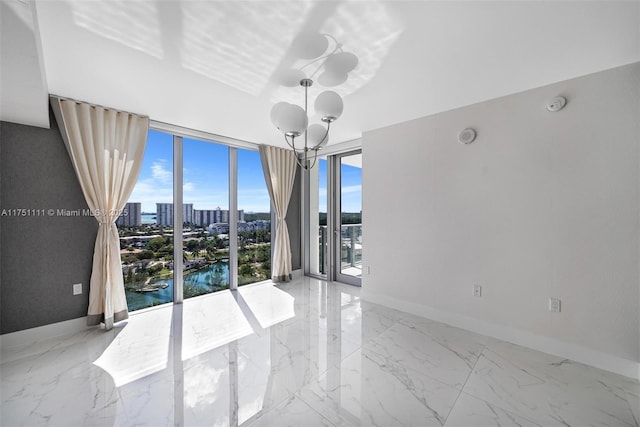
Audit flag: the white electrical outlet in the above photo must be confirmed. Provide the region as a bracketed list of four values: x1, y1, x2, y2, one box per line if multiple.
[365, 266, 371, 275]
[473, 284, 482, 297]
[73, 283, 82, 295]
[548, 297, 561, 312]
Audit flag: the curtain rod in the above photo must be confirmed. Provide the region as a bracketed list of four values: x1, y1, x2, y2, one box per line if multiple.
[49, 95, 149, 120]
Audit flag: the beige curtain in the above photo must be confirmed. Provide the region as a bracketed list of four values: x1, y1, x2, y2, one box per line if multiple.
[259, 145, 297, 282]
[54, 98, 148, 329]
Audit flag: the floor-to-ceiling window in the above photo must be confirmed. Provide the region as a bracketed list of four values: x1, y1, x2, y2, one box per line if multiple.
[119, 129, 174, 311]
[120, 127, 271, 312]
[237, 148, 272, 285]
[182, 137, 230, 298]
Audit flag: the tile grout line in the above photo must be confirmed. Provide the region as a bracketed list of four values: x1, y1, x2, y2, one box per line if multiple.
[292, 391, 340, 427]
[359, 311, 408, 349]
[440, 340, 488, 426]
[623, 392, 640, 427]
[448, 343, 545, 427]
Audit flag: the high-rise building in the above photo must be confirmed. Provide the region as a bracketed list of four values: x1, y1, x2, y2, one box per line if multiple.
[214, 207, 223, 223]
[191, 207, 246, 226]
[157, 203, 195, 226]
[193, 209, 216, 227]
[183, 203, 194, 224]
[156, 203, 173, 226]
[116, 202, 141, 227]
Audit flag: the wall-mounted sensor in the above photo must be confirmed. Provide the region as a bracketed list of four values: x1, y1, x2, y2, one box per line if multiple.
[458, 128, 477, 144]
[546, 96, 567, 112]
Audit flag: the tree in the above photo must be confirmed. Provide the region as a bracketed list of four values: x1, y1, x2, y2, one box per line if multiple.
[206, 244, 217, 259]
[136, 250, 154, 260]
[185, 239, 200, 255]
[217, 238, 226, 250]
[256, 245, 270, 262]
[256, 229, 270, 243]
[239, 263, 256, 278]
[147, 237, 165, 252]
[121, 254, 138, 265]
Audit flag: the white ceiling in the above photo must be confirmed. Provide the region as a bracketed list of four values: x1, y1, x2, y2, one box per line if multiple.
[2, 1, 639, 148]
[1, 0, 49, 127]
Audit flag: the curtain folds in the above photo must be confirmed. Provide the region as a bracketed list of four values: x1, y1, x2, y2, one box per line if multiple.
[55, 98, 149, 329]
[259, 145, 297, 282]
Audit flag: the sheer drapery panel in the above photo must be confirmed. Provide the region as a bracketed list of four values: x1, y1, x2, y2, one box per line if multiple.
[54, 97, 148, 329]
[259, 145, 297, 282]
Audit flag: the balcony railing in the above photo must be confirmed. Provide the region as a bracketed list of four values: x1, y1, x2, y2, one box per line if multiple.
[318, 224, 362, 276]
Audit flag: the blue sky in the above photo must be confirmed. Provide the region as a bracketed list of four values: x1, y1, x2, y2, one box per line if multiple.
[317, 159, 362, 213]
[129, 130, 361, 214]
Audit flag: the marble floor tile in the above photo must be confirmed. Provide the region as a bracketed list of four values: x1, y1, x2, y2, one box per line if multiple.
[236, 283, 297, 329]
[181, 348, 233, 426]
[463, 339, 638, 426]
[246, 395, 334, 427]
[117, 370, 175, 426]
[181, 290, 255, 361]
[298, 348, 461, 426]
[364, 314, 488, 389]
[1, 336, 122, 426]
[1, 277, 638, 427]
[254, 318, 359, 396]
[443, 392, 542, 427]
[0, 326, 120, 365]
[625, 388, 640, 426]
[339, 300, 408, 347]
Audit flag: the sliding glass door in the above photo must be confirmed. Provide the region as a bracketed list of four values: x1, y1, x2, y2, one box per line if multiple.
[309, 156, 328, 277]
[333, 151, 362, 286]
[305, 149, 362, 286]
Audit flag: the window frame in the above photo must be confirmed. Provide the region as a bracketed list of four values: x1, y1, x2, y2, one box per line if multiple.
[148, 121, 266, 304]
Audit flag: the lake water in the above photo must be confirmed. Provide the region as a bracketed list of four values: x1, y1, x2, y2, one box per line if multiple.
[141, 213, 156, 224]
[125, 261, 230, 311]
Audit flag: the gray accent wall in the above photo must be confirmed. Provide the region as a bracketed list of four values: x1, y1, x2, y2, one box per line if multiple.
[0, 112, 97, 334]
[286, 166, 302, 270]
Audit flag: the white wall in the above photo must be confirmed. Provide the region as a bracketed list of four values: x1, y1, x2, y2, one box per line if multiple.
[362, 62, 640, 379]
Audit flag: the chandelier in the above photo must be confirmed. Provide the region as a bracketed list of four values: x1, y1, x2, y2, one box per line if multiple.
[270, 33, 358, 170]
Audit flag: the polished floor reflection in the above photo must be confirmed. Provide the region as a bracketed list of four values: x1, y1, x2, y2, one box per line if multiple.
[2, 278, 638, 426]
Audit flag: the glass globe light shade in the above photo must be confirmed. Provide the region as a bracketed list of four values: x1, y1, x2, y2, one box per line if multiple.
[324, 52, 358, 74]
[270, 102, 290, 128]
[318, 70, 348, 87]
[316, 133, 329, 148]
[306, 123, 329, 148]
[290, 33, 328, 60]
[315, 91, 343, 121]
[278, 104, 308, 136]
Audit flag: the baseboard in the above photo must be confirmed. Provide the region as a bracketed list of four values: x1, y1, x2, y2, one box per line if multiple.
[361, 290, 640, 381]
[1, 316, 90, 358]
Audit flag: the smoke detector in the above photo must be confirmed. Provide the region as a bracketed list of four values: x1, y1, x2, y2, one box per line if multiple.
[546, 96, 567, 112]
[458, 128, 477, 144]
